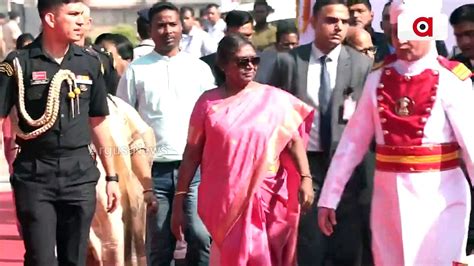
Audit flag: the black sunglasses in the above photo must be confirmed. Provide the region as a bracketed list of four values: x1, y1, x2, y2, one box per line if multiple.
[234, 56, 261, 68]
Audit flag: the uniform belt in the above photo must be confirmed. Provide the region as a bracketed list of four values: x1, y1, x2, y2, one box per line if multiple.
[18, 145, 91, 158]
[375, 143, 460, 173]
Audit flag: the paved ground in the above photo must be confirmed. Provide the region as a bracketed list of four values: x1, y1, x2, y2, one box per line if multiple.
[0, 175, 10, 192]
[0, 191, 24, 265]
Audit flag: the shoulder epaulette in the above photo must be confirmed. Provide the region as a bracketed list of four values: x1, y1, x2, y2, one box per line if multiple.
[83, 47, 105, 74]
[0, 51, 19, 77]
[437, 56, 472, 81]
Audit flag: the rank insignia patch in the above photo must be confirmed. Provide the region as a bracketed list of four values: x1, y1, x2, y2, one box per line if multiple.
[0, 62, 14, 77]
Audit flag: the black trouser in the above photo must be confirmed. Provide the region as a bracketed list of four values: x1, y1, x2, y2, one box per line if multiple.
[10, 147, 99, 266]
[297, 151, 364, 266]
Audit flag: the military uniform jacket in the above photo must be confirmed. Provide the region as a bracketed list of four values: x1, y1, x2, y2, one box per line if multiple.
[0, 37, 109, 151]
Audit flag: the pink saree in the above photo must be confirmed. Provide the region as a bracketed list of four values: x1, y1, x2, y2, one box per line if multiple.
[188, 85, 314, 266]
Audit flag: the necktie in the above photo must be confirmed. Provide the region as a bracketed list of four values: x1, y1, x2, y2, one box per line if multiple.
[319, 55, 332, 152]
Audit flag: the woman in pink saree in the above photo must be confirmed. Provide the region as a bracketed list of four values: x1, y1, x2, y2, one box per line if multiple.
[170, 34, 315, 266]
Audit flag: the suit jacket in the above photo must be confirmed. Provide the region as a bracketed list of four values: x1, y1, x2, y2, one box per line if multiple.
[271, 43, 374, 200]
[372, 31, 390, 64]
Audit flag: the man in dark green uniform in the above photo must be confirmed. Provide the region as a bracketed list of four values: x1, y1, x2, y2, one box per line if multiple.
[0, 1, 120, 265]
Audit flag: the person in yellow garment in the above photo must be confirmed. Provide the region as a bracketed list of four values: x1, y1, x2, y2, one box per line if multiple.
[87, 95, 157, 266]
[71, 3, 157, 266]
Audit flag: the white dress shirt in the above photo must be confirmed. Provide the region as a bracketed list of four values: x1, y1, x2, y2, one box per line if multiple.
[180, 26, 217, 58]
[306, 43, 341, 151]
[116, 51, 215, 162]
[207, 19, 226, 44]
[133, 39, 154, 60]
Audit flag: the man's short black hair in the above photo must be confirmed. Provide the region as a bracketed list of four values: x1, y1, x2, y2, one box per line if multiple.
[94, 33, 114, 46]
[276, 25, 299, 43]
[225, 10, 254, 28]
[0, 13, 6, 19]
[347, 0, 372, 10]
[313, 0, 348, 16]
[136, 17, 150, 40]
[206, 3, 219, 11]
[37, 0, 83, 18]
[254, 0, 270, 10]
[180, 6, 195, 17]
[148, 2, 180, 23]
[449, 4, 474, 26]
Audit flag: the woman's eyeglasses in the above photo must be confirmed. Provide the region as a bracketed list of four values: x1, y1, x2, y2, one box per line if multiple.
[234, 56, 261, 68]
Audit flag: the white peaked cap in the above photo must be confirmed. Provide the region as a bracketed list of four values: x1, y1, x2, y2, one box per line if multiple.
[390, 0, 443, 24]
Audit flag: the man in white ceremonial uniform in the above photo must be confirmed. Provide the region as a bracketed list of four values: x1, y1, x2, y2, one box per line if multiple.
[317, 0, 474, 265]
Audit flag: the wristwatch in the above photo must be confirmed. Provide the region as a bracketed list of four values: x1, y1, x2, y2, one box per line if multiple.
[105, 174, 119, 182]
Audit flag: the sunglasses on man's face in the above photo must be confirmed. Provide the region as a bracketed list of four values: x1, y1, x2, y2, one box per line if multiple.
[234, 56, 261, 68]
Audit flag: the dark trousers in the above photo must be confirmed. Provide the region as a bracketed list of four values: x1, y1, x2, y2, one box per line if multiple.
[146, 162, 210, 266]
[297, 152, 363, 266]
[10, 147, 99, 266]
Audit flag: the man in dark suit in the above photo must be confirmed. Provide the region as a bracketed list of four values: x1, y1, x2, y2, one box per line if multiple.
[450, 4, 474, 82]
[271, 0, 372, 265]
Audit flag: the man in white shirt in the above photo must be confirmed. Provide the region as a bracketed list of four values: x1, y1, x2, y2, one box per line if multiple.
[180, 6, 216, 58]
[116, 3, 215, 265]
[205, 4, 226, 44]
[133, 8, 154, 60]
[2, 11, 22, 55]
[271, 0, 373, 264]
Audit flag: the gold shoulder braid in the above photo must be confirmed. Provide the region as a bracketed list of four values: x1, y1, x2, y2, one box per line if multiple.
[12, 58, 79, 140]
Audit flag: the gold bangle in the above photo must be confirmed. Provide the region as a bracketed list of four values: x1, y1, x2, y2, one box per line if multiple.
[174, 191, 187, 196]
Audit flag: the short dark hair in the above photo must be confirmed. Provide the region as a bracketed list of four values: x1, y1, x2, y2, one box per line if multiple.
[225, 10, 254, 28]
[313, 0, 348, 16]
[93, 33, 134, 60]
[0, 13, 6, 19]
[254, 0, 270, 10]
[449, 4, 474, 26]
[180, 6, 195, 17]
[276, 25, 299, 43]
[136, 17, 150, 40]
[37, 0, 83, 18]
[110, 34, 134, 61]
[16, 33, 35, 49]
[148, 2, 180, 23]
[206, 4, 219, 11]
[94, 33, 114, 46]
[347, 0, 371, 10]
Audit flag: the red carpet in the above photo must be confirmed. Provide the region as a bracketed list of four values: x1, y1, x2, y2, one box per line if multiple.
[0, 191, 24, 265]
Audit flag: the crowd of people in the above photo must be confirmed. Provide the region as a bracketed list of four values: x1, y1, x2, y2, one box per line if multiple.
[0, 0, 473, 265]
